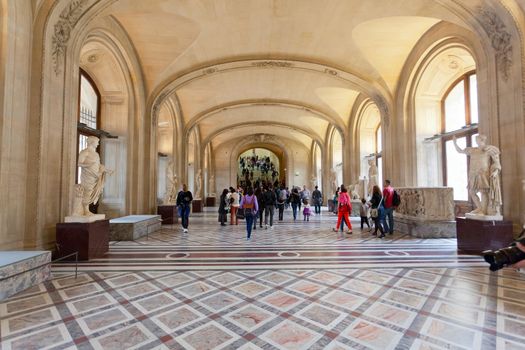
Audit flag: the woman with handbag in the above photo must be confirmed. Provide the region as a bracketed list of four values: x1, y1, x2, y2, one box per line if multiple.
[332, 186, 352, 234]
[218, 188, 229, 226]
[369, 185, 386, 238]
[239, 187, 259, 240]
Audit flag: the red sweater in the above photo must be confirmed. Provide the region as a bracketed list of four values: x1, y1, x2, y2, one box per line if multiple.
[383, 186, 394, 208]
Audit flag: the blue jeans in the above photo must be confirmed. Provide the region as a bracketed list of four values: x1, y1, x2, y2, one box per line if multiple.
[246, 215, 254, 238]
[291, 203, 298, 220]
[384, 207, 394, 233]
[178, 206, 191, 229]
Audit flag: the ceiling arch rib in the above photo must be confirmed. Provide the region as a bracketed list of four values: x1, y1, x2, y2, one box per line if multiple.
[185, 100, 341, 139]
[149, 59, 393, 124]
[207, 122, 319, 150]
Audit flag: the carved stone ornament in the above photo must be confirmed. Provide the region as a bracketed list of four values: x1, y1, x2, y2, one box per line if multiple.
[52, 0, 88, 75]
[252, 61, 293, 68]
[478, 7, 513, 81]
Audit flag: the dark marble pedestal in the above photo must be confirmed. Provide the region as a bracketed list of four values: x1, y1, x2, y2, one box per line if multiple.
[157, 205, 178, 224]
[206, 197, 216, 207]
[456, 217, 514, 254]
[56, 219, 109, 261]
[192, 199, 203, 213]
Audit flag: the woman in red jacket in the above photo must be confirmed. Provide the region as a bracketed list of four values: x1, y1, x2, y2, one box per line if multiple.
[332, 186, 352, 234]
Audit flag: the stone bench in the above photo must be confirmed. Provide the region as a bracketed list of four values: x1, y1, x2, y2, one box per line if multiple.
[0, 251, 51, 301]
[109, 215, 162, 241]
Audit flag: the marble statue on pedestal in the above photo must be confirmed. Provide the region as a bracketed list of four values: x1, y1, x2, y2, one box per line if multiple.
[310, 175, 317, 190]
[367, 158, 378, 197]
[208, 174, 216, 196]
[348, 182, 360, 199]
[163, 158, 178, 205]
[453, 134, 502, 220]
[66, 136, 112, 222]
[329, 168, 338, 194]
[195, 169, 202, 199]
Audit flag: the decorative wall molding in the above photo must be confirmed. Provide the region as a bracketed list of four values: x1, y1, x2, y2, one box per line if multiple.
[373, 95, 390, 127]
[478, 7, 513, 81]
[251, 61, 293, 68]
[52, 0, 89, 75]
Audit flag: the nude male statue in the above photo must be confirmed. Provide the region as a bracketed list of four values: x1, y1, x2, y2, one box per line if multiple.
[453, 134, 502, 218]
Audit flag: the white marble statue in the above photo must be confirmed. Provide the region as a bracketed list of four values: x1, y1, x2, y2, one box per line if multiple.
[453, 134, 502, 220]
[330, 168, 338, 194]
[195, 169, 202, 199]
[163, 158, 178, 205]
[71, 184, 84, 216]
[76, 136, 112, 217]
[310, 175, 317, 190]
[349, 182, 360, 199]
[367, 158, 378, 196]
[208, 174, 216, 196]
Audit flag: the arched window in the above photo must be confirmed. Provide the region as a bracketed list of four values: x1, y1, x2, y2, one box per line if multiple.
[77, 69, 101, 182]
[441, 72, 478, 200]
[375, 124, 383, 186]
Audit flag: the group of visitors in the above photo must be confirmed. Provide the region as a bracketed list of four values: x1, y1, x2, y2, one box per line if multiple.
[174, 178, 398, 240]
[332, 179, 397, 238]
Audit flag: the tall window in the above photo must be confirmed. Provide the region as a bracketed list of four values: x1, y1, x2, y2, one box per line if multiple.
[375, 124, 383, 187]
[442, 72, 478, 200]
[78, 70, 101, 183]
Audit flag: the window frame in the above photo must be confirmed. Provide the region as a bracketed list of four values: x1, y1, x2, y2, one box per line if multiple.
[441, 71, 478, 190]
[77, 69, 102, 183]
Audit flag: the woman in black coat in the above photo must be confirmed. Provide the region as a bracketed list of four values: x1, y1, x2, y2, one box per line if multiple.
[218, 188, 229, 226]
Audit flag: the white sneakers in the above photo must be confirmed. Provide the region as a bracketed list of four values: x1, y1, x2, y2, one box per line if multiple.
[183, 228, 188, 233]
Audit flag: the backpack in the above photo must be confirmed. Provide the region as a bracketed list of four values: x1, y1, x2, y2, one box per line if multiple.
[264, 191, 276, 206]
[392, 190, 401, 207]
[278, 190, 287, 201]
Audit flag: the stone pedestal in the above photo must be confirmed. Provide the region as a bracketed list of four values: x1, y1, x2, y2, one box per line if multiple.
[157, 205, 178, 224]
[192, 199, 203, 213]
[109, 215, 162, 241]
[64, 213, 105, 223]
[0, 251, 51, 301]
[394, 187, 456, 238]
[350, 200, 361, 217]
[206, 196, 216, 207]
[56, 219, 109, 261]
[456, 217, 514, 254]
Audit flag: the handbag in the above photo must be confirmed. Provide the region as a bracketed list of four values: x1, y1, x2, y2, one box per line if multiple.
[236, 208, 245, 220]
[370, 197, 383, 218]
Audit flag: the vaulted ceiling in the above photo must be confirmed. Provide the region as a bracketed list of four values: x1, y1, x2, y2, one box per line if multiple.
[92, 0, 474, 150]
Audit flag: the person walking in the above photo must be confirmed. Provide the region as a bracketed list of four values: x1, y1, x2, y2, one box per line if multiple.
[277, 186, 286, 221]
[239, 187, 259, 240]
[290, 187, 301, 221]
[263, 184, 277, 229]
[229, 187, 240, 225]
[176, 184, 193, 233]
[359, 198, 371, 230]
[254, 186, 265, 230]
[303, 199, 311, 221]
[370, 185, 386, 238]
[312, 186, 323, 214]
[382, 179, 395, 235]
[218, 188, 229, 226]
[332, 186, 352, 233]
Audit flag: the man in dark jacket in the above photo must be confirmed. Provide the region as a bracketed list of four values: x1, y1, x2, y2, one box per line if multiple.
[263, 185, 277, 228]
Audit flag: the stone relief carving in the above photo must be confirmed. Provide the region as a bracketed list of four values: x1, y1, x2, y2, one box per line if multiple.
[52, 0, 88, 75]
[478, 7, 513, 81]
[324, 68, 338, 76]
[395, 188, 455, 221]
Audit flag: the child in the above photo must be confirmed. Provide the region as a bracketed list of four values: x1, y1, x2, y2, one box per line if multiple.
[359, 198, 370, 230]
[303, 198, 311, 221]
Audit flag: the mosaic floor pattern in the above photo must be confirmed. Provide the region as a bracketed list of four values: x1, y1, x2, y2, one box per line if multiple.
[1, 209, 525, 349]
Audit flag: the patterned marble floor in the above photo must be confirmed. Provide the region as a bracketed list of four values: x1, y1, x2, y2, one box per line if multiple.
[1, 209, 525, 350]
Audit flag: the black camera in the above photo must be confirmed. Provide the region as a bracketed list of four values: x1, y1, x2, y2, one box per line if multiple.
[483, 232, 525, 271]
